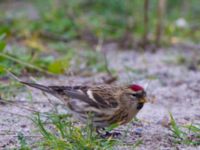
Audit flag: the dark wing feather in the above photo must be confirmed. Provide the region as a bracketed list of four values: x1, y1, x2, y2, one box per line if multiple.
[21, 82, 53, 93]
[49, 85, 100, 108]
[49, 85, 119, 109]
[48, 85, 87, 95]
[21, 82, 119, 109]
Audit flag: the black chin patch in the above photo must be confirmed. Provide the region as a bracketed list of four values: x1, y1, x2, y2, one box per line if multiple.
[137, 103, 144, 110]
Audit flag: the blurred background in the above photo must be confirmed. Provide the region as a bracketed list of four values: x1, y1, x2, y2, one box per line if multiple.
[1, 1, 200, 149]
[0, 0, 200, 77]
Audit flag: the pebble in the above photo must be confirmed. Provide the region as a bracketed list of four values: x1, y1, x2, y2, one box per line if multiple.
[134, 128, 143, 136]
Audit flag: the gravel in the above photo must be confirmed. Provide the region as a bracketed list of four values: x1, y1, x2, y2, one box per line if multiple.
[1, 47, 200, 149]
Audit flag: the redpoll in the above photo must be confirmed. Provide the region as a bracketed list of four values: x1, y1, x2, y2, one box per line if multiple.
[21, 82, 147, 128]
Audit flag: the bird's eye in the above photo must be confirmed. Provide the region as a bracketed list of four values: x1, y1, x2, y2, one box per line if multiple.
[131, 93, 137, 98]
[130, 93, 139, 100]
[131, 91, 146, 98]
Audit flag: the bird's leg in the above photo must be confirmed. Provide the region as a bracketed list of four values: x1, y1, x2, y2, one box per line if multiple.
[96, 127, 105, 135]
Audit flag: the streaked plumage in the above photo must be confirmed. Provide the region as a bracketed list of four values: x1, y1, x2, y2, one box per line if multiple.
[21, 82, 147, 128]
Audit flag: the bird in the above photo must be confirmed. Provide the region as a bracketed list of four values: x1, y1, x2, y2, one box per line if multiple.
[21, 81, 147, 134]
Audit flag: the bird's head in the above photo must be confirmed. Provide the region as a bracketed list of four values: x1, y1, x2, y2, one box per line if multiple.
[127, 84, 147, 110]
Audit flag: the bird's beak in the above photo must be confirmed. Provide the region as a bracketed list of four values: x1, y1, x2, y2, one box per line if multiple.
[139, 97, 147, 103]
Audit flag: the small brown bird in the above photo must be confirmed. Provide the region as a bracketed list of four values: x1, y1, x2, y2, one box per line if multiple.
[21, 82, 147, 128]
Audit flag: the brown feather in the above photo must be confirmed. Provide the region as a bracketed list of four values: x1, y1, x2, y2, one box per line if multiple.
[21, 82, 146, 128]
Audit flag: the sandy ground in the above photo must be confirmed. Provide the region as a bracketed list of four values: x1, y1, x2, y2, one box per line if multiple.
[0, 1, 200, 149]
[1, 46, 200, 149]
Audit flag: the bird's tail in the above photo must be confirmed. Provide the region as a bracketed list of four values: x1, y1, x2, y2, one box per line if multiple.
[20, 81, 53, 94]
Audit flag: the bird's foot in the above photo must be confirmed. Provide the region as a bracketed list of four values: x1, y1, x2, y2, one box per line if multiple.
[96, 128, 121, 138]
[100, 131, 121, 138]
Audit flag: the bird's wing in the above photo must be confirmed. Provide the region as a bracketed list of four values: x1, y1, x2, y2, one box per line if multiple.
[49, 85, 119, 109]
[21, 82, 119, 109]
[86, 85, 119, 109]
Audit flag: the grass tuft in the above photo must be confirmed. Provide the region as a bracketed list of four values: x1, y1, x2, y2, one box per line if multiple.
[17, 132, 31, 150]
[169, 113, 200, 146]
[32, 112, 118, 149]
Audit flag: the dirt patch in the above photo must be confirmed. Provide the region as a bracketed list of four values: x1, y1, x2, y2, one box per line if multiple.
[1, 47, 200, 149]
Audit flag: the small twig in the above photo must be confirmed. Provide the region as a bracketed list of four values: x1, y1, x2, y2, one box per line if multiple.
[102, 53, 118, 84]
[95, 37, 117, 84]
[103, 52, 112, 76]
[0, 98, 61, 105]
[0, 53, 54, 75]
[95, 37, 112, 75]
